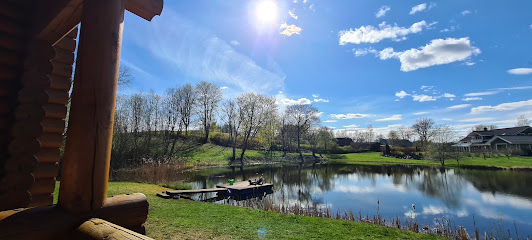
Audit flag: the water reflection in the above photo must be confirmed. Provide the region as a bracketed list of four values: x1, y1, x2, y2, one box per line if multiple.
[114, 164, 532, 237]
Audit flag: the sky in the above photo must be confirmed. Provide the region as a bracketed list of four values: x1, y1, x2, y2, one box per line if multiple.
[118, 0, 532, 137]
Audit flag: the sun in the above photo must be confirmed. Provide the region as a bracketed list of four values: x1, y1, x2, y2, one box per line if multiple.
[255, 1, 278, 25]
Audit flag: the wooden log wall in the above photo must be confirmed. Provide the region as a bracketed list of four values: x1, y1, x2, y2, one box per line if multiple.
[28, 27, 77, 207]
[0, 0, 32, 212]
[0, 0, 77, 210]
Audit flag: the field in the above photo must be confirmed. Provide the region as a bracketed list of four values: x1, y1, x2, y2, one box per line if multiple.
[53, 182, 443, 240]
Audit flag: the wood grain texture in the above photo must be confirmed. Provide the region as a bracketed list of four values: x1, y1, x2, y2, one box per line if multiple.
[74, 218, 153, 240]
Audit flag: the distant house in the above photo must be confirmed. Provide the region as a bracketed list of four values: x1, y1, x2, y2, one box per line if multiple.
[452, 126, 532, 152]
[379, 139, 414, 148]
[336, 138, 354, 147]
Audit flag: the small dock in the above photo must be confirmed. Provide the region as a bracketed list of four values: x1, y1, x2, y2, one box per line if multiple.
[157, 181, 273, 199]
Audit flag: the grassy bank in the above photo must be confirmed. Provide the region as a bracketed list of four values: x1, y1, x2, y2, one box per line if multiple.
[327, 152, 532, 170]
[54, 182, 442, 239]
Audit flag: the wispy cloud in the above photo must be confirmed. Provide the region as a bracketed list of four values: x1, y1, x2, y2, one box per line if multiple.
[471, 99, 532, 113]
[314, 98, 329, 103]
[339, 21, 432, 45]
[330, 113, 371, 119]
[376, 6, 391, 18]
[461, 10, 471, 16]
[376, 114, 402, 121]
[230, 40, 240, 46]
[412, 94, 436, 102]
[378, 37, 481, 72]
[443, 93, 456, 98]
[280, 22, 302, 36]
[409, 3, 436, 15]
[458, 117, 493, 123]
[462, 97, 482, 101]
[324, 120, 337, 123]
[464, 91, 499, 97]
[395, 90, 410, 98]
[289, 9, 298, 20]
[343, 124, 359, 129]
[507, 68, 532, 75]
[281, 97, 311, 105]
[220, 86, 229, 90]
[353, 47, 378, 57]
[447, 104, 471, 110]
[414, 112, 428, 115]
[129, 10, 285, 94]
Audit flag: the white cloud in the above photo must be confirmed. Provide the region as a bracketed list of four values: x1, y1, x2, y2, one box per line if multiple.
[422, 205, 445, 215]
[281, 97, 312, 105]
[464, 91, 499, 97]
[230, 40, 240, 46]
[458, 117, 493, 123]
[471, 99, 532, 113]
[443, 93, 456, 98]
[395, 90, 410, 98]
[376, 6, 390, 18]
[339, 21, 430, 45]
[280, 22, 302, 36]
[314, 98, 329, 103]
[353, 47, 378, 57]
[376, 114, 402, 121]
[312, 94, 319, 98]
[464, 61, 475, 66]
[309, 4, 315, 11]
[461, 10, 471, 16]
[530, 24, 532, 30]
[343, 124, 359, 128]
[447, 104, 471, 110]
[414, 112, 428, 115]
[128, 10, 285, 94]
[496, 86, 532, 91]
[462, 97, 482, 101]
[330, 113, 371, 119]
[412, 94, 436, 102]
[323, 120, 337, 123]
[289, 9, 298, 20]
[409, 3, 435, 15]
[378, 37, 481, 72]
[220, 86, 229, 90]
[507, 68, 532, 75]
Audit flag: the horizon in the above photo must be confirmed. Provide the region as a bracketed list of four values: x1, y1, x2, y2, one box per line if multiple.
[116, 0, 532, 138]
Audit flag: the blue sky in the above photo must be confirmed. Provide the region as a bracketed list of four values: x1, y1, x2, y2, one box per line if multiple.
[119, 0, 532, 137]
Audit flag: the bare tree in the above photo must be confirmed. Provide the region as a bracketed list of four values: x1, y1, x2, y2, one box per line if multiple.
[237, 93, 277, 166]
[397, 125, 413, 141]
[285, 104, 319, 163]
[426, 125, 455, 165]
[388, 130, 399, 146]
[221, 99, 240, 162]
[118, 65, 133, 89]
[195, 81, 222, 143]
[516, 114, 531, 127]
[471, 124, 497, 131]
[412, 118, 435, 149]
[177, 83, 195, 135]
[317, 126, 335, 155]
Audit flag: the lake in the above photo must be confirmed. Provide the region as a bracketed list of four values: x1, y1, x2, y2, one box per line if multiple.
[115, 163, 532, 238]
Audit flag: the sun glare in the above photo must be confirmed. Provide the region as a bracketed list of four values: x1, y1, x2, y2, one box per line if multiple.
[255, 1, 278, 25]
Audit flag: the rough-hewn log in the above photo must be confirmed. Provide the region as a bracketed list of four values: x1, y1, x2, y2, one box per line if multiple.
[49, 75, 71, 90]
[66, 26, 79, 39]
[51, 61, 73, 78]
[35, 148, 60, 163]
[22, 71, 51, 88]
[44, 103, 67, 119]
[52, 46, 74, 65]
[28, 194, 53, 207]
[38, 132, 63, 148]
[15, 103, 46, 121]
[125, 0, 164, 21]
[0, 2, 25, 22]
[0, 48, 22, 65]
[0, 15, 24, 36]
[11, 120, 43, 138]
[8, 137, 40, 155]
[33, 0, 83, 45]
[42, 118, 66, 134]
[74, 218, 153, 240]
[54, 36, 77, 52]
[29, 178, 56, 196]
[23, 57, 53, 73]
[32, 162, 58, 179]
[4, 154, 37, 172]
[46, 88, 69, 105]
[0, 193, 149, 239]
[0, 191, 31, 212]
[0, 173, 34, 192]
[59, 0, 125, 214]
[0, 33, 23, 51]
[17, 88, 49, 105]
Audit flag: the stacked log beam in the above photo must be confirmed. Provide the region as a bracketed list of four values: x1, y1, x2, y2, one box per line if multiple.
[28, 27, 78, 207]
[0, 1, 30, 211]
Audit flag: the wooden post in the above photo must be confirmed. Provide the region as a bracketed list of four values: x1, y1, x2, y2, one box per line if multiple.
[59, 0, 125, 213]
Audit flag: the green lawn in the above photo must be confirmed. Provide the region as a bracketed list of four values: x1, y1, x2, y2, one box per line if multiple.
[326, 152, 532, 170]
[54, 182, 443, 239]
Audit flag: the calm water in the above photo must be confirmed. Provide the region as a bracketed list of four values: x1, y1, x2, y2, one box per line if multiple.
[117, 164, 532, 237]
